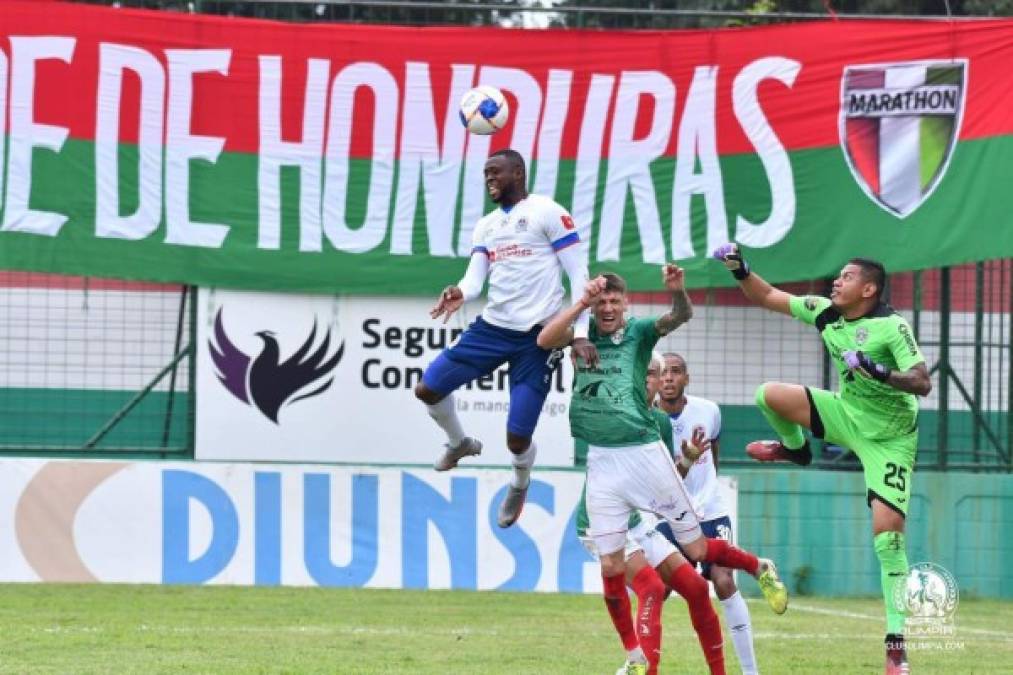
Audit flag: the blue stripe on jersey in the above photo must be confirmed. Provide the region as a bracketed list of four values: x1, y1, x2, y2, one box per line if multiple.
[472, 246, 489, 256]
[551, 232, 580, 251]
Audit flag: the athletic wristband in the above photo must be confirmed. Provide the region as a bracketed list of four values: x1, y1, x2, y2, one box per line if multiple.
[711, 244, 750, 280]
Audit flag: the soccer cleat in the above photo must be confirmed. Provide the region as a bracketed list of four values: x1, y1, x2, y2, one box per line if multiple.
[745, 439, 812, 466]
[615, 662, 648, 675]
[433, 437, 482, 472]
[885, 634, 910, 674]
[497, 484, 528, 528]
[755, 558, 789, 615]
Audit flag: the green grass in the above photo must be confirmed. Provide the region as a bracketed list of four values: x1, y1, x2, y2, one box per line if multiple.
[0, 585, 1008, 674]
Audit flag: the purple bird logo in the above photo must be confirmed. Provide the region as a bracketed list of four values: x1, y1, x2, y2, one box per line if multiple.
[208, 308, 344, 423]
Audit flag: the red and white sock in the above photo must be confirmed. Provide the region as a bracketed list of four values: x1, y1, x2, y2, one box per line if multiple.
[669, 562, 726, 675]
[703, 538, 759, 576]
[630, 566, 665, 674]
[602, 572, 639, 652]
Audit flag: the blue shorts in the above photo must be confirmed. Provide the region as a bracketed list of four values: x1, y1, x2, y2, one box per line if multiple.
[421, 316, 562, 438]
[658, 515, 733, 580]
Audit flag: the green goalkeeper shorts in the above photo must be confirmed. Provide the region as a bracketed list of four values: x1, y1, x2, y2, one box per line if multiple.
[806, 387, 917, 517]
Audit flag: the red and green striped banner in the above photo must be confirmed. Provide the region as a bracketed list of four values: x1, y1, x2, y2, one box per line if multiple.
[0, 2, 1011, 294]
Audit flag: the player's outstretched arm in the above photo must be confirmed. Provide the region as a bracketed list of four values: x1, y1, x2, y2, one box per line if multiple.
[429, 250, 490, 324]
[712, 243, 793, 316]
[537, 276, 606, 350]
[655, 264, 693, 336]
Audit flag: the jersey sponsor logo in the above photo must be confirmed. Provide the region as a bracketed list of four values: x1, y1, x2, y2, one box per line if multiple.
[839, 59, 967, 218]
[560, 215, 575, 230]
[898, 323, 919, 355]
[855, 326, 869, 345]
[488, 243, 534, 262]
[576, 380, 622, 404]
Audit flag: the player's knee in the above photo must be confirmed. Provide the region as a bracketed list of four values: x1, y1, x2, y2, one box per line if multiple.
[600, 555, 625, 580]
[414, 382, 442, 405]
[681, 537, 707, 563]
[712, 569, 736, 599]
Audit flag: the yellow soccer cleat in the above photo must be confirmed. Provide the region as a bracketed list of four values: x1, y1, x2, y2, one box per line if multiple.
[756, 558, 789, 615]
[615, 662, 648, 675]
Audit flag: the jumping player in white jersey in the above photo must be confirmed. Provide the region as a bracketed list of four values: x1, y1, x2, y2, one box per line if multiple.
[657, 353, 759, 675]
[415, 148, 597, 528]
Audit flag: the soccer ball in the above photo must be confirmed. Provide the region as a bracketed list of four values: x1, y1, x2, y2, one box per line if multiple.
[459, 85, 509, 135]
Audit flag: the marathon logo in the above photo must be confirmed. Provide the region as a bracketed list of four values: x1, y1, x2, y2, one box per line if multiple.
[839, 60, 967, 218]
[845, 85, 960, 118]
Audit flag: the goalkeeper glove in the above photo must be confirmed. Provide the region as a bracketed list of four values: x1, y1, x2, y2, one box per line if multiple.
[843, 350, 891, 383]
[712, 243, 750, 280]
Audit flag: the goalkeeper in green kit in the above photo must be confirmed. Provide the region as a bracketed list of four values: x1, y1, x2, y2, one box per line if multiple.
[713, 243, 932, 675]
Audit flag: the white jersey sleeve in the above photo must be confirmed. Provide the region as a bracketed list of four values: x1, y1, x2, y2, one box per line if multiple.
[470, 217, 490, 255]
[537, 199, 580, 252]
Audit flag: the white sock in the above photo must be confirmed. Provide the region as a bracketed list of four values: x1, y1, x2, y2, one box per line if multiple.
[509, 442, 537, 489]
[720, 590, 758, 674]
[626, 645, 647, 664]
[425, 395, 465, 446]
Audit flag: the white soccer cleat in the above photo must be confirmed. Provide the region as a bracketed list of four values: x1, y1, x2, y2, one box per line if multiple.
[433, 437, 482, 472]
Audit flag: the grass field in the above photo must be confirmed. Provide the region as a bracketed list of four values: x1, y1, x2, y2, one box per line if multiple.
[0, 585, 1008, 674]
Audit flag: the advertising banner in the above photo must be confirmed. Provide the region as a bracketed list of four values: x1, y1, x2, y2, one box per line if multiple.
[195, 288, 575, 465]
[0, 459, 737, 592]
[0, 3, 1011, 293]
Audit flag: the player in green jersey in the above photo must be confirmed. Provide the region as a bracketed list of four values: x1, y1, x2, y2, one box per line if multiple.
[573, 353, 725, 675]
[540, 267, 787, 675]
[713, 243, 932, 675]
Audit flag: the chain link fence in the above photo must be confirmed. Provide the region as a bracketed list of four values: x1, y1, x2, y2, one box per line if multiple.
[3, 1, 1008, 470]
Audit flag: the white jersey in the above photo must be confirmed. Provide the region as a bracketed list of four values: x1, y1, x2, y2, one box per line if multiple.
[471, 194, 581, 332]
[668, 395, 727, 521]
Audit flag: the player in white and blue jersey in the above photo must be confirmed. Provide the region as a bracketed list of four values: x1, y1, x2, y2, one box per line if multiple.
[656, 353, 759, 675]
[414, 148, 598, 528]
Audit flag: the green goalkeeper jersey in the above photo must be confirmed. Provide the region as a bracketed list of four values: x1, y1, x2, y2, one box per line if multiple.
[568, 316, 662, 447]
[790, 295, 925, 440]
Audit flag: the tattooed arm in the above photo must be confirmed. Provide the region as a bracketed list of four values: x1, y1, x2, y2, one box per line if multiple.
[655, 264, 694, 336]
